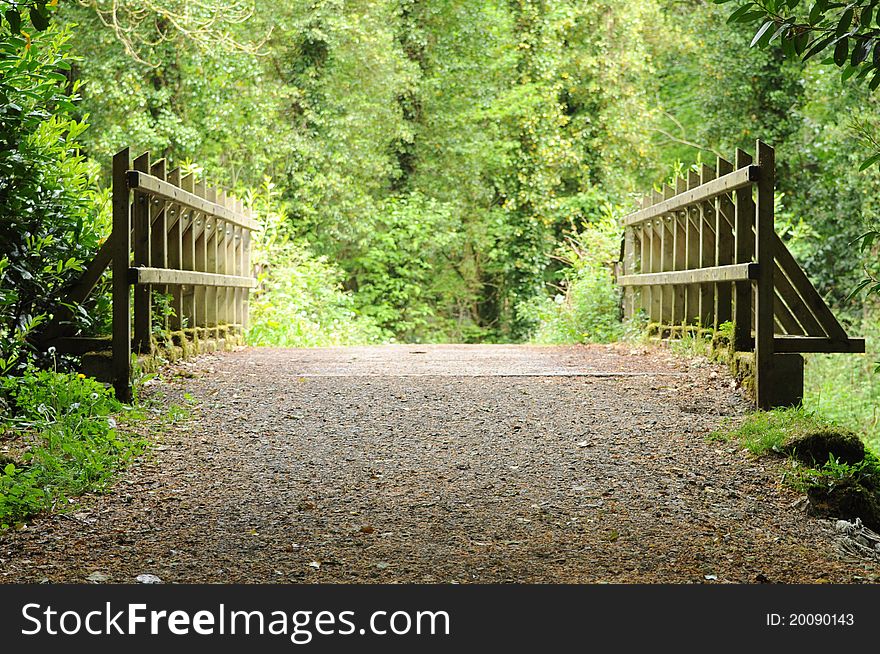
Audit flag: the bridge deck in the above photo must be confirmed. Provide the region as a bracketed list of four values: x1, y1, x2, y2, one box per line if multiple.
[2, 344, 875, 583]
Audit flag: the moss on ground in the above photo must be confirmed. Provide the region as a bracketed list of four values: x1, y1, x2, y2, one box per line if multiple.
[710, 408, 880, 531]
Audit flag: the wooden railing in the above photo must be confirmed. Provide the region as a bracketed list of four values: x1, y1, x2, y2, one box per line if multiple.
[42, 148, 259, 401]
[618, 140, 864, 409]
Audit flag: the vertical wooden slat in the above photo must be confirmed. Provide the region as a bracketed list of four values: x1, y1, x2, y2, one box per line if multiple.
[660, 185, 675, 327]
[180, 173, 196, 334]
[242, 208, 252, 331]
[699, 164, 717, 328]
[149, 159, 167, 334]
[755, 140, 776, 409]
[166, 168, 183, 332]
[132, 152, 151, 354]
[194, 179, 208, 337]
[216, 189, 227, 334]
[733, 149, 754, 351]
[639, 197, 651, 318]
[623, 225, 635, 320]
[645, 193, 663, 323]
[112, 148, 132, 402]
[715, 157, 734, 327]
[685, 170, 701, 325]
[673, 177, 687, 326]
[206, 185, 219, 338]
[230, 198, 241, 331]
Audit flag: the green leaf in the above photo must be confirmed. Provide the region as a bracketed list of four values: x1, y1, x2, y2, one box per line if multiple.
[861, 6, 874, 28]
[803, 33, 836, 60]
[845, 278, 872, 302]
[727, 3, 758, 23]
[837, 7, 854, 36]
[794, 29, 811, 54]
[4, 9, 21, 34]
[834, 37, 850, 66]
[751, 21, 776, 47]
[859, 153, 880, 171]
[29, 6, 49, 31]
[852, 38, 872, 65]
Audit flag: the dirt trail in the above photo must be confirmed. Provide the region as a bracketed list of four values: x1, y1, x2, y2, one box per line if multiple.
[2, 344, 877, 583]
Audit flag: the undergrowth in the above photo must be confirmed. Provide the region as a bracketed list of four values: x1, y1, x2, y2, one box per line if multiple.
[0, 368, 147, 529]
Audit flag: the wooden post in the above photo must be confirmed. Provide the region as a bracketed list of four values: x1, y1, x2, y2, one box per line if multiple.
[112, 148, 132, 402]
[755, 140, 776, 409]
[132, 152, 151, 354]
[733, 149, 754, 352]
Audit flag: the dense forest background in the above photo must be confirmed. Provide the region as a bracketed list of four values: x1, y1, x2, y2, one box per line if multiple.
[3, 0, 880, 439]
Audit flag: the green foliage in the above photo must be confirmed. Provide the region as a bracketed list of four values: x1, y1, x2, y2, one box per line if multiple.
[521, 213, 623, 344]
[708, 406, 839, 455]
[718, 0, 880, 91]
[792, 451, 880, 494]
[0, 1, 55, 35]
[0, 368, 145, 528]
[248, 241, 384, 348]
[0, 24, 110, 370]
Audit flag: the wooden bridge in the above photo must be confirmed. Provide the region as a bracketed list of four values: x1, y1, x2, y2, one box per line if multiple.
[38, 141, 862, 408]
[618, 141, 863, 408]
[7, 143, 875, 583]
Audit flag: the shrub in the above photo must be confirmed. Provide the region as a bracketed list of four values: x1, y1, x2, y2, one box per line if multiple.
[0, 25, 110, 372]
[521, 213, 623, 344]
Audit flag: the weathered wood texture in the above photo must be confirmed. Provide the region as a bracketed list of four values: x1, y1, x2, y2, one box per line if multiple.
[618, 141, 861, 409]
[44, 148, 259, 401]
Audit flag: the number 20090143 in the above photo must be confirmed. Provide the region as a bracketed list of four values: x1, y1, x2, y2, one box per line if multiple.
[767, 614, 854, 627]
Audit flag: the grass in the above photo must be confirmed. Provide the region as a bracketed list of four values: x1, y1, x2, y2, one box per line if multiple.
[708, 406, 838, 455]
[804, 348, 880, 455]
[0, 368, 148, 529]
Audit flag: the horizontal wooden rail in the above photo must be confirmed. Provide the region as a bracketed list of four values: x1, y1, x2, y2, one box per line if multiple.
[624, 165, 760, 226]
[773, 336, 866, 354]
[129, 267, 258, 288]
[127, 170, 261, 232]
[617, 263, 758, 287]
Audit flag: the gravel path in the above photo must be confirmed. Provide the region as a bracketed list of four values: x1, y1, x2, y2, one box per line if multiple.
[2, 343, 878, 584]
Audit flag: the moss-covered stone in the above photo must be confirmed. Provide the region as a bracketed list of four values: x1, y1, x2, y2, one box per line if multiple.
[781, 430, 866, 466]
